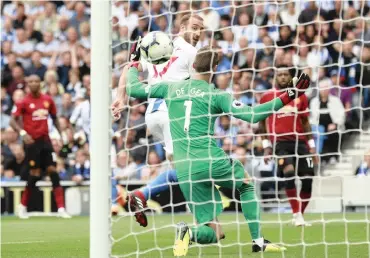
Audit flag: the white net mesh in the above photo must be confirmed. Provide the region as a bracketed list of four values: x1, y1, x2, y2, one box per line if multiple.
[110, 1, 370, 257]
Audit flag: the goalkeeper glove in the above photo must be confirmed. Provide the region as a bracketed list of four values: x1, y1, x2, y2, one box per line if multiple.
[128, 36, 142, 69]
[279, 73, 311, 105]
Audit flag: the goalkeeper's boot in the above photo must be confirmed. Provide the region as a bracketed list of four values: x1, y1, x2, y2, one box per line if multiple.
[127, 191, 148, 227]
[252, 238, 286, 252]
[173, 222, 191, 257]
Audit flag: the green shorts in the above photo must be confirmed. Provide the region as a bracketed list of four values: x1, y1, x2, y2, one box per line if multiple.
[177, 158, 246, 224]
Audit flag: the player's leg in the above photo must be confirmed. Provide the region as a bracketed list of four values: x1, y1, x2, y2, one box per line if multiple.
[18, 142, 42, 219]
[43, 141, 70, 218]
[213, 160, 286, 252]
[297, 143, 314, 218]
[174, 177, 224, 256]
[128, 112, 175, 226]
[275, 142, 302, 221]
[127, 169, 177, 227]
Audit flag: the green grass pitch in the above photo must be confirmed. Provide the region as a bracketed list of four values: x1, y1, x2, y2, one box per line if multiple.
[1, 213, 370, 258]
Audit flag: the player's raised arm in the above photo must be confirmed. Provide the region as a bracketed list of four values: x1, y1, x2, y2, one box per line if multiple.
[111, 38, 143, 120]
[126, 66, 168, 99]
[216, 74, 311, 123]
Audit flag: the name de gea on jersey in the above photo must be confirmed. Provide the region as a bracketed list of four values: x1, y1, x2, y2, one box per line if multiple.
[175, 87, 205, 98]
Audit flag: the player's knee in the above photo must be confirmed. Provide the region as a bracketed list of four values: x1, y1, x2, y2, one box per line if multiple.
[27, 175, 40, 188]
[301, 177, 313, 193]
[46, 166, 56, 174]
[283, 164, 295, 173]
[167, 170, 177, 183]
[30, 169, 41, 177]
[282, 170, 295, 189]
[49, 171, 60, 187]
[237, 182, 254, 195]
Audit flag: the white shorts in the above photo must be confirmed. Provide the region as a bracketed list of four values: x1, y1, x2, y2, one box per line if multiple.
[145, 111, 173, 155]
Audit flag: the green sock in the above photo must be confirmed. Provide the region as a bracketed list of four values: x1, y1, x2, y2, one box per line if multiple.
[190, 225, 217, 244]
[238, 183, 261, 240]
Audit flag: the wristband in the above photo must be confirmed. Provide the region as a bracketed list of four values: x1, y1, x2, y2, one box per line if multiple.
[19, 130, 27, 137]
[262, 139, 272, 149]
[308, 139, 316, 149]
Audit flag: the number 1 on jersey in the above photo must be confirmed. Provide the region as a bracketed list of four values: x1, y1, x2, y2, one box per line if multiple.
[184, 100, 192, 132]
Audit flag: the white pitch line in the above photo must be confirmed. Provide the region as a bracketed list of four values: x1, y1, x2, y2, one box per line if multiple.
[2, 240, 45, 245]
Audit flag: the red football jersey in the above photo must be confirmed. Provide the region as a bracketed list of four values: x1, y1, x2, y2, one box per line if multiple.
[12, 93, 57, 140]
[260, 89, 309, 142]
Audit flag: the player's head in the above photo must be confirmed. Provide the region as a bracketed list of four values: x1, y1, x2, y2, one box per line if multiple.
[193, 46, 219, 74]
[179, 14, 204, 47]
[27, 74, 41, 94]
[275, 65, 295, 89]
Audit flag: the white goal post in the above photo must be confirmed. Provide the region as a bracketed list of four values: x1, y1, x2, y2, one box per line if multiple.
[90, 1, 112, 258]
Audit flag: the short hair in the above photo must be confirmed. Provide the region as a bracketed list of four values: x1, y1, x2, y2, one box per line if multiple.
[276, 64, 296, 78]
[179, 14, 203, 26]
[193, 46, 219, 73]
[319, 78, 332, 88]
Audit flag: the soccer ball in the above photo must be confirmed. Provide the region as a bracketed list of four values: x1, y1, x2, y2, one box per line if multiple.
[140, 31, 174, 65]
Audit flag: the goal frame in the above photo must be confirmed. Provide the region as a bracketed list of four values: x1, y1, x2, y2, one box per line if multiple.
[90, 0, 112, 257]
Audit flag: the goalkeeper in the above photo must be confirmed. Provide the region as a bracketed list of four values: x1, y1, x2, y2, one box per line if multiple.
[126, 46, 311, 255]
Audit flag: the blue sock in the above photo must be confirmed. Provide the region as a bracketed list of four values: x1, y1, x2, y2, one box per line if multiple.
[111, 178, 118, 205]
[142, 170, 178, 200]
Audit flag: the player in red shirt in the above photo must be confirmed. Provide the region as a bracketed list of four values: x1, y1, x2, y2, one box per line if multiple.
[259, 65, 317, 226]
[10, 74, 71, 219]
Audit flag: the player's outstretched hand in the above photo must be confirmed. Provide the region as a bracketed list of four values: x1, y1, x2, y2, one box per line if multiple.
[130, 36, 142, 62]
[111, 100, 124, 121]
[279, 73, 311, 105]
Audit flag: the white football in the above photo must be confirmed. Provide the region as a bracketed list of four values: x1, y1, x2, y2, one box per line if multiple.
[140, 31, 174, 65]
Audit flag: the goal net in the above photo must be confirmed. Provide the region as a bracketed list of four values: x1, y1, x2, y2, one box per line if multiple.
[108, 1, 370, 257]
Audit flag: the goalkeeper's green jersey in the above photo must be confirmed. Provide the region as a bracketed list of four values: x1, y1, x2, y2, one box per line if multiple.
[126, 67, 284, 179]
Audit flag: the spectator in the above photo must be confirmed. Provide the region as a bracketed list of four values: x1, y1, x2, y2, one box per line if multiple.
[79, 22, 90, 49]
[57, 158, 70, 180]
[218, 29, 239, 60]
[113, 151, 137, 180]
[199, 1, 220, 31]
[1, 105, 11, 130]
[48, 83, 63, 112]
[232, 12, 259, 44]
[141, 151, 164, 180]
[12, 2, 27, 29]
[12, 28, 34, 69]
[54, 16, 70, 42]
[277, 25, 293, 50]
[24, 18, 42, 43]
[3, 144, 27, 180]
[35, 2, 59, 32]
[58, 93, 74, 118]
[355, 150, 370, 176]
[65, 70, 83, 98]
[69, 2, 90, 36]
[71, 149, 90, 184]
[25, 51, 47, 79]
[41, 70, 65, 95]
[7, 66, 26, 95]
[1, 18, 15, 42]
[279, 2, 299, 31]
[36, 32, 60, 66]
[310, 78, 345, 163]
[70, 82, 90, 140]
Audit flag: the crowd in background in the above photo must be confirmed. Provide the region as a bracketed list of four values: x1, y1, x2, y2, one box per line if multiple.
[1, 0, 370, 185]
